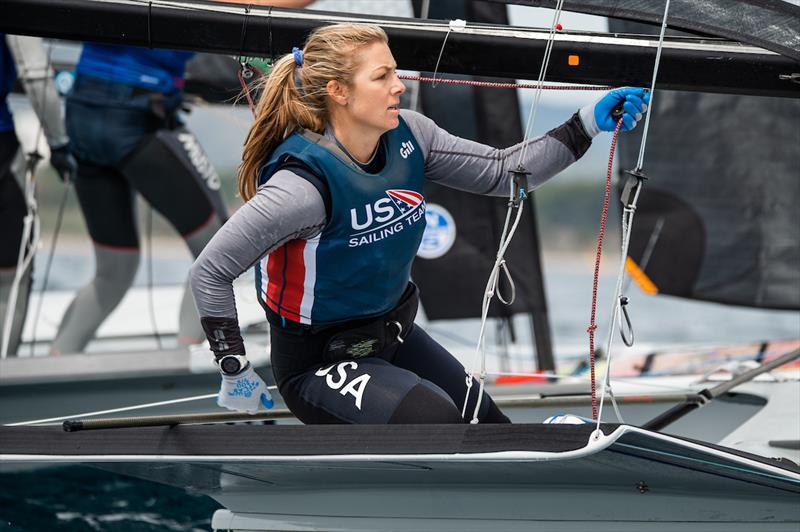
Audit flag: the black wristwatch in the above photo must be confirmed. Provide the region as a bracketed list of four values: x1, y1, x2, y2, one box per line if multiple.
[217, 354, 249, 376]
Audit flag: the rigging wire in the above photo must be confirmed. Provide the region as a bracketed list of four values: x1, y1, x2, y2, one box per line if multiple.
[592, 0, 672, 435]
[462, 0, 566, 423]
[28, 180, 71, 355]
[400, 75, 613, 91]
[145, 203, 163, 350]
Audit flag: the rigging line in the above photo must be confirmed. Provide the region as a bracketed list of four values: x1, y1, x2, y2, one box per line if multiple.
[147, 1, 153, 48]
[399, 75, 613, 91]
[430, 19, 466, 88]
[407, 0, 430, 113]
[462, 182, 516, 418]
[462, 0, 565, 422]
[467, 183, 529, 423]
[516, 0, 565, 166]
[1, 38, 55, 359]
[596, 183, 642, 425]
[622, 216, 664, 293]
[267, 6, 273, 62]
[595, 0, 672, 435]
[29, 181, 71, 355]
[238, 3, 252, 59]
[7, 387, 279, 426]
[145, 203, 163, 350]
[586, 119, 623, 421]
[634, 0, 671, 170]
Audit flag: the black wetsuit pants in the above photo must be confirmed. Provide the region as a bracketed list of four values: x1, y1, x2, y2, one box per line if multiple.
[271, 322, 511, 424]
[0, 131, 24, 267]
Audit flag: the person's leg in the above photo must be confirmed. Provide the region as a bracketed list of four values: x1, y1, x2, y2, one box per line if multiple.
[390, 325, 511, 423]
[50, 160, 140, 354]
[119, 128, 225, 345]
[0, 133, 30, 356]
[278, 357, 464, 424]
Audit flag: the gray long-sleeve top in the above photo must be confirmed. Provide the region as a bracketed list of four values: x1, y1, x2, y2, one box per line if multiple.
[191, 109, 592, 327]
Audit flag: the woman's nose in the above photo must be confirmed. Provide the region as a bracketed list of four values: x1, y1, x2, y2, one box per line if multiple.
[392, 75, 406, 95]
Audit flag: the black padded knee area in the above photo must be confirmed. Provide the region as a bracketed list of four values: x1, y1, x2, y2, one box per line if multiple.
[389, 383, 464, 424]
[120, 129, 222, 234]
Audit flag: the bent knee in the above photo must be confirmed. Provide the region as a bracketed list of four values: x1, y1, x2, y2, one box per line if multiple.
[389, 382, 463, 424]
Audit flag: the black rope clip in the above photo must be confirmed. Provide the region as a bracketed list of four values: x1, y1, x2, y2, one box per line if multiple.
[508, 165, 530, 208]
[25, 150, 44, 175]
[619, 168, 648, 208]
[618, 295, 634, 347]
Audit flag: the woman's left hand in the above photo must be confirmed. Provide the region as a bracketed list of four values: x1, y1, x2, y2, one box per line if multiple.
[580, 87, 650, 137]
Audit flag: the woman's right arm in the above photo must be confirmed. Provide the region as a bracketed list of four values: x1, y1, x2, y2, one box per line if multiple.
[190, 170, 326, 358]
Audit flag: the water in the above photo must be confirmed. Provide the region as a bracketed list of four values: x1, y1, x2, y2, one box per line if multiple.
[3, 253, 799, 531]
[0, 466, 220, 531]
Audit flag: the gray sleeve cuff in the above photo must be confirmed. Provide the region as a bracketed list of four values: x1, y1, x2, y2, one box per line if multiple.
[579, 103, 602, 138]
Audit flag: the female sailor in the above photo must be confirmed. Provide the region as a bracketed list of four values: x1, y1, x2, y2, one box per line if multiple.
[191, 23, 649, 424]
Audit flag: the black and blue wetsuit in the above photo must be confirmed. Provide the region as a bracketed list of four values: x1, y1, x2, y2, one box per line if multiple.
[51, 44, 227, 354]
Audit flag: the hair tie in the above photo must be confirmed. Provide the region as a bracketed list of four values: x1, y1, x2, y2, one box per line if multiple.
[292, 47, 304, 66]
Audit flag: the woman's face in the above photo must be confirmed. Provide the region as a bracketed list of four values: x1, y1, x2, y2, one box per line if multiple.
[341, 41, 406, 135]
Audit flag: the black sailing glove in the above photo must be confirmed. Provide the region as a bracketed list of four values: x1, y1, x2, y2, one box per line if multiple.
[49, 143, 78, 183]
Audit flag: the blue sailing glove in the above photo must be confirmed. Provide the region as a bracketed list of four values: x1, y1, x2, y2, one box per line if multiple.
[218, 363, 274, 414]
[579, 87, 650, 137]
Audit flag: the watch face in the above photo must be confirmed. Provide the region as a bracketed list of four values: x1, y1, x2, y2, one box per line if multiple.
[220, 356, 242, 375]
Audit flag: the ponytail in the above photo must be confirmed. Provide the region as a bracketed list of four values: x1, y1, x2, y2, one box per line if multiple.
[237, 23, 388, 201]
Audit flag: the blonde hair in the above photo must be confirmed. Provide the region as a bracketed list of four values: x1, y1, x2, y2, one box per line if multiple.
[237, 23, 389, 201]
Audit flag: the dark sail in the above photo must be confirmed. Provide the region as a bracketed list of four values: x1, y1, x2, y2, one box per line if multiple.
[612, 20, 800, 310]
[490, 0, 800, 62]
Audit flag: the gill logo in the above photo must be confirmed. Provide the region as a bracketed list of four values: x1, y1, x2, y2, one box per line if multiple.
[400, 140, 415, 159]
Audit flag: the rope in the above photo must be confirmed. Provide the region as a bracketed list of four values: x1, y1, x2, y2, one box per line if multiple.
[7, 387, 278, 427]
[461, 0, 566, 423]
[29, 181, 71, 355]
[517, 0, 566, 167]
[587, 118, 623, 420]
[237, 66, 258, 116]
[399, 75, 613, 91]
[634, 0, 671, 172]
[593, 0, 672, 433]
[145, 204, 163, 350]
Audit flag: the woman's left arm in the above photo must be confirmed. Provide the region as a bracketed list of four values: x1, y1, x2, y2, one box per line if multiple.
[402, 109, 590, 197]
[401, 88, 647, 196]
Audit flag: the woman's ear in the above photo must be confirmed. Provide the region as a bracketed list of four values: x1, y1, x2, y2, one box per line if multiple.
[326, 79, 348, 107]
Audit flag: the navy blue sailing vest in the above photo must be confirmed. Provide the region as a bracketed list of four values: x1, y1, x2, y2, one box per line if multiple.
[254, 117, 426, 325]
